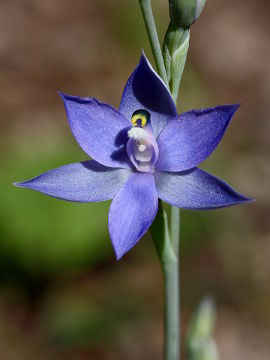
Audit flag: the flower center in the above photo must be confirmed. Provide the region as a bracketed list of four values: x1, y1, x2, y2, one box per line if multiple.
[131, 110, 149, 128]
[126, 111, 159, 173]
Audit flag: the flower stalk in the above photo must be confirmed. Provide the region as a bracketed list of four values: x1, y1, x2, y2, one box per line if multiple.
[164, 258, 180, 360]
[139, 0, 209, 359]
[138, 0, 169, 87]
[139, 1, 182, 359]
[150, 203, 180, 360]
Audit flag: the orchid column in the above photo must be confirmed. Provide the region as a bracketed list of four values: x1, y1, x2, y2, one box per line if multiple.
[139, 1, 206, 359]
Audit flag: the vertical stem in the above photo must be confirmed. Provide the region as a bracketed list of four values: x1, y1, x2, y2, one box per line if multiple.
[170, 206, 180, 257]
[167, 92, 181, 360]
[138, 2, 181, 359]
[138, 0, 169, 87]
[163, 258, 180, 360]
[165, 108, 180, 360]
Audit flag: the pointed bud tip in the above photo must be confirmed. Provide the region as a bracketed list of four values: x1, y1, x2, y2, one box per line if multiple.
[169, 0, 206, 29]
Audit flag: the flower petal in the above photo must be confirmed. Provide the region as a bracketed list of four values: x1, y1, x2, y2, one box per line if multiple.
[14, 161, 131, 202]
[119, 53, 177, 138]
[109, 172, 158, 260]
[155, 168, 252, 210]
[156, 105, 240, 172]
[60, 93, 132, 169]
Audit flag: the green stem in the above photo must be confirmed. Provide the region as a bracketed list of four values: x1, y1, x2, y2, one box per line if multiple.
[163, 258, 180, 360]
[171, 82, 180, 105]
[138, 0, 169, 87]
[170, 206, 180, 257]
[166, 91, 181, 360]
[138, 2, 181, 358]
[165, 128, 180, 360]
[150, 203, 180, 360]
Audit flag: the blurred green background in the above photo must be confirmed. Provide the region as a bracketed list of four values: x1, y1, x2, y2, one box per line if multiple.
[0, 0, 269, 359]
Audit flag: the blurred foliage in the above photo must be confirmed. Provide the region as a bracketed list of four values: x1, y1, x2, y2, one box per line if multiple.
[0, 139, 113, 278]
[106, 0, 168, 55]
[42, 293, 142, 349]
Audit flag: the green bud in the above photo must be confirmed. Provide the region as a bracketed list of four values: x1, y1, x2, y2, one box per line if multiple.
[169, 0, 206, 29]
[188, 338, 219, 360]
[186, 297, 219, 360]
[163, 22, 190, 103]
[188, 297, 216, 339]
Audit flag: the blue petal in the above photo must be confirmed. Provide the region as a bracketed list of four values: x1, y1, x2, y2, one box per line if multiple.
[14, 161, 132, 202]
[109, 172, 158, 260]
[156, 105, 240, 172]
[60, 93, 132, 169]
[155, 168, 252, 210]
[119, 53, 177, 138]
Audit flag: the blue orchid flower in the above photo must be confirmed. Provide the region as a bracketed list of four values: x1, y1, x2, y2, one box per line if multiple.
[14, 54, 252, 260]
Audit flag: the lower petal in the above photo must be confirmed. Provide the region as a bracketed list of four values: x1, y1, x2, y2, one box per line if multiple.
[155, 168, 252, 210]
[109, 172, 158, 260]
[14, 161, 131, 202]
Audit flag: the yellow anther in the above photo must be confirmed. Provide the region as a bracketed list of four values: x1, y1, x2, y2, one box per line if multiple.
[131, 110, 150, 127]
[131, 114, 147, 127]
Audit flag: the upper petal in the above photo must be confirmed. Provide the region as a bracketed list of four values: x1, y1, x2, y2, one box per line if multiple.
[155, 168, 252, 210]
[14, 161, 131, 202]
[60, 93, 132, 169]
[156, 105, 240, 172]
[109, 172, 158, 260]
[119, 53, 177, 138]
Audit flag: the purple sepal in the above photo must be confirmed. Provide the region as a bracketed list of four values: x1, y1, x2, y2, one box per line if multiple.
[156, 105, 240, 172]
[119, 53, 177, 138]
[59, 92, 132, 169]
[14, 161, 131, 202]
[155, 168, 253, 210]
[109, 172, 158, 260]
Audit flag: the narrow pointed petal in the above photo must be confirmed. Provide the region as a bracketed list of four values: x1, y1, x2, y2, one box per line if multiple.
[14, 161, 131, 202]
[156, 105, 240, 172]
[60, 93, 132, 169]
[109, 172, 158, 260]
[119, 53, 177, 138]
[155, 168, 252, 210]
